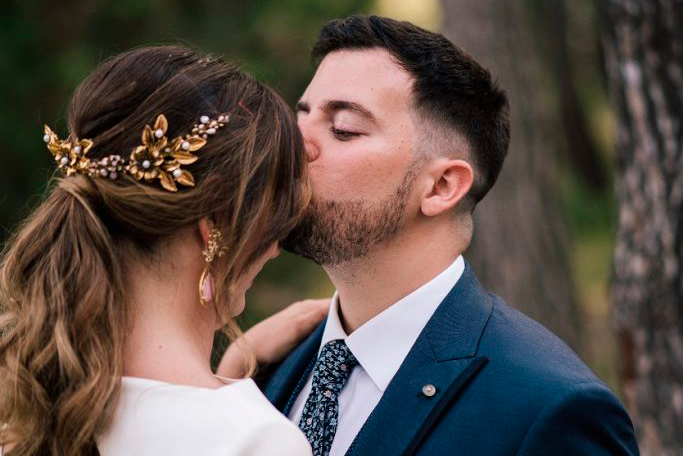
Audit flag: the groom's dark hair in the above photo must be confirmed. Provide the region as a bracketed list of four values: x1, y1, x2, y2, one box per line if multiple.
[312, 15, 510, 208]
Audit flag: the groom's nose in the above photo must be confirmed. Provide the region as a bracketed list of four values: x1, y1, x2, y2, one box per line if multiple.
[304, 138, 320, 162]
[297, 112, 320, 162]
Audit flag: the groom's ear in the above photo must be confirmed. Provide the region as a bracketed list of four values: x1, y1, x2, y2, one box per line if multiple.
[420, 158, 473, 217]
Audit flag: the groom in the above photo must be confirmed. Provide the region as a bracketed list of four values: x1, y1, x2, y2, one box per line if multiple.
[270, 15, 639, 456]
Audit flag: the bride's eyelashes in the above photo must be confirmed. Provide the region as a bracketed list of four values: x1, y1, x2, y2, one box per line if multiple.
[330, 127, 361, 141]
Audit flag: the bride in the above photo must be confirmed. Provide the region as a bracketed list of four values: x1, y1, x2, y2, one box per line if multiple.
[0, 45, 325, 455]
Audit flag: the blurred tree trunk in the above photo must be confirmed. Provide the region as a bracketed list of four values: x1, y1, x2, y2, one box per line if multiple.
[540, 0, 607, 192]
[603, 0, 683, 454]
[441, 0, 581, 350]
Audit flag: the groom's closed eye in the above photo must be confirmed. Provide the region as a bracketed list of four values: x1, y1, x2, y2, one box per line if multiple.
[330, 127, 361, 141]
[297, 99, 372, 142]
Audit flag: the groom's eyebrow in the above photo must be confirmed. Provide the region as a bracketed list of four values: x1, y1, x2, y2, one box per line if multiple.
[324, 100, 376, 122]
[296, 99, 377, 123]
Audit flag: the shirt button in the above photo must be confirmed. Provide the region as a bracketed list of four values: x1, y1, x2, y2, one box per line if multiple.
[422, 384, 437, 397]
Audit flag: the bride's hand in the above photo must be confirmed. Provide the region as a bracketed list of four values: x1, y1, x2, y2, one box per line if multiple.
[217, 298, 329, 378]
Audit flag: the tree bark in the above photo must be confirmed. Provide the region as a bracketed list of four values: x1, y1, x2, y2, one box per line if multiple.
[441, 0, 581, 350]
[603, 1, 683, 454]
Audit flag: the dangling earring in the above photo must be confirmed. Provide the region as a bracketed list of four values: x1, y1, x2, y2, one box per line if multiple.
[199, 229, 227, 308]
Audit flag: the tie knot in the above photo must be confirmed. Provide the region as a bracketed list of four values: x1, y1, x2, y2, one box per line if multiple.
[311, 340, 358, 391]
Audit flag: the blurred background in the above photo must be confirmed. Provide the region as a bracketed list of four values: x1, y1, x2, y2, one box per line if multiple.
[1, 0, 681, 454]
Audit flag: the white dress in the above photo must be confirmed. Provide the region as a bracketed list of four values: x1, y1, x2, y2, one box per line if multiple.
[96, 376, 312, 456]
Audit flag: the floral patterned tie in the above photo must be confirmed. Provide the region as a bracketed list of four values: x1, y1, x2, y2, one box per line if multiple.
[298, 339, 358, 456]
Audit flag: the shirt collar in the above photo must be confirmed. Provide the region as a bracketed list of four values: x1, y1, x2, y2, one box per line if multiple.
[319, 255, 465, 392]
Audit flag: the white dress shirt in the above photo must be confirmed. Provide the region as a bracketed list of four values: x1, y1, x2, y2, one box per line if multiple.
[98, 376, 311, 456]
[289, 256, 465, 456]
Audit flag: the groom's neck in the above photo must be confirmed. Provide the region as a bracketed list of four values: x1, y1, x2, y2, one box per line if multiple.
[325, 226, 463, 334]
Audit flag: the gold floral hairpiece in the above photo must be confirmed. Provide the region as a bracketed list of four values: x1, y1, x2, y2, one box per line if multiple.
[43, 113, 229, 192]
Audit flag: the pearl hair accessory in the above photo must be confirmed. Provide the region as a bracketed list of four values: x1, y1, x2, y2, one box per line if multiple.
[43, 113, 230, 192]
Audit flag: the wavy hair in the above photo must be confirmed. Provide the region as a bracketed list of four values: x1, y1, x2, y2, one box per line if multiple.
[0, 45, 309, 455]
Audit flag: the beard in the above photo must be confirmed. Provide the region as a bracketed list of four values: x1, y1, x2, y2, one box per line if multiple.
[282, 164, 418, 266]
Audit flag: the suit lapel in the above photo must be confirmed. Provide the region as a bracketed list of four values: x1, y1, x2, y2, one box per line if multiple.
[346, 265, 493, 456]
[400, 356, 489, 456]
[263, 321, 325, 412]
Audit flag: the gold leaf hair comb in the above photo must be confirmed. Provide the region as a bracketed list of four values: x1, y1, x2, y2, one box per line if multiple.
[43, 113, 229, 192]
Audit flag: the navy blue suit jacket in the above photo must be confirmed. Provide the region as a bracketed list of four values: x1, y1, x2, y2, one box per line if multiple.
[262, 265, 640, 455]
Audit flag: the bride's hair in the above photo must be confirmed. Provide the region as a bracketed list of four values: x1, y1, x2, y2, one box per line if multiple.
[0, 45, 309, 455]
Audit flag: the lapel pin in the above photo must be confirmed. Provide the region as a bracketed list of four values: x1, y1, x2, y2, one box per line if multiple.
[422, 384, 437, 397]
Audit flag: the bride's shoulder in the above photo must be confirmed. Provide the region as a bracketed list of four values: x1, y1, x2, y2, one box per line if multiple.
[209, 379, 312, 453]
[97, 377, 311, 455]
